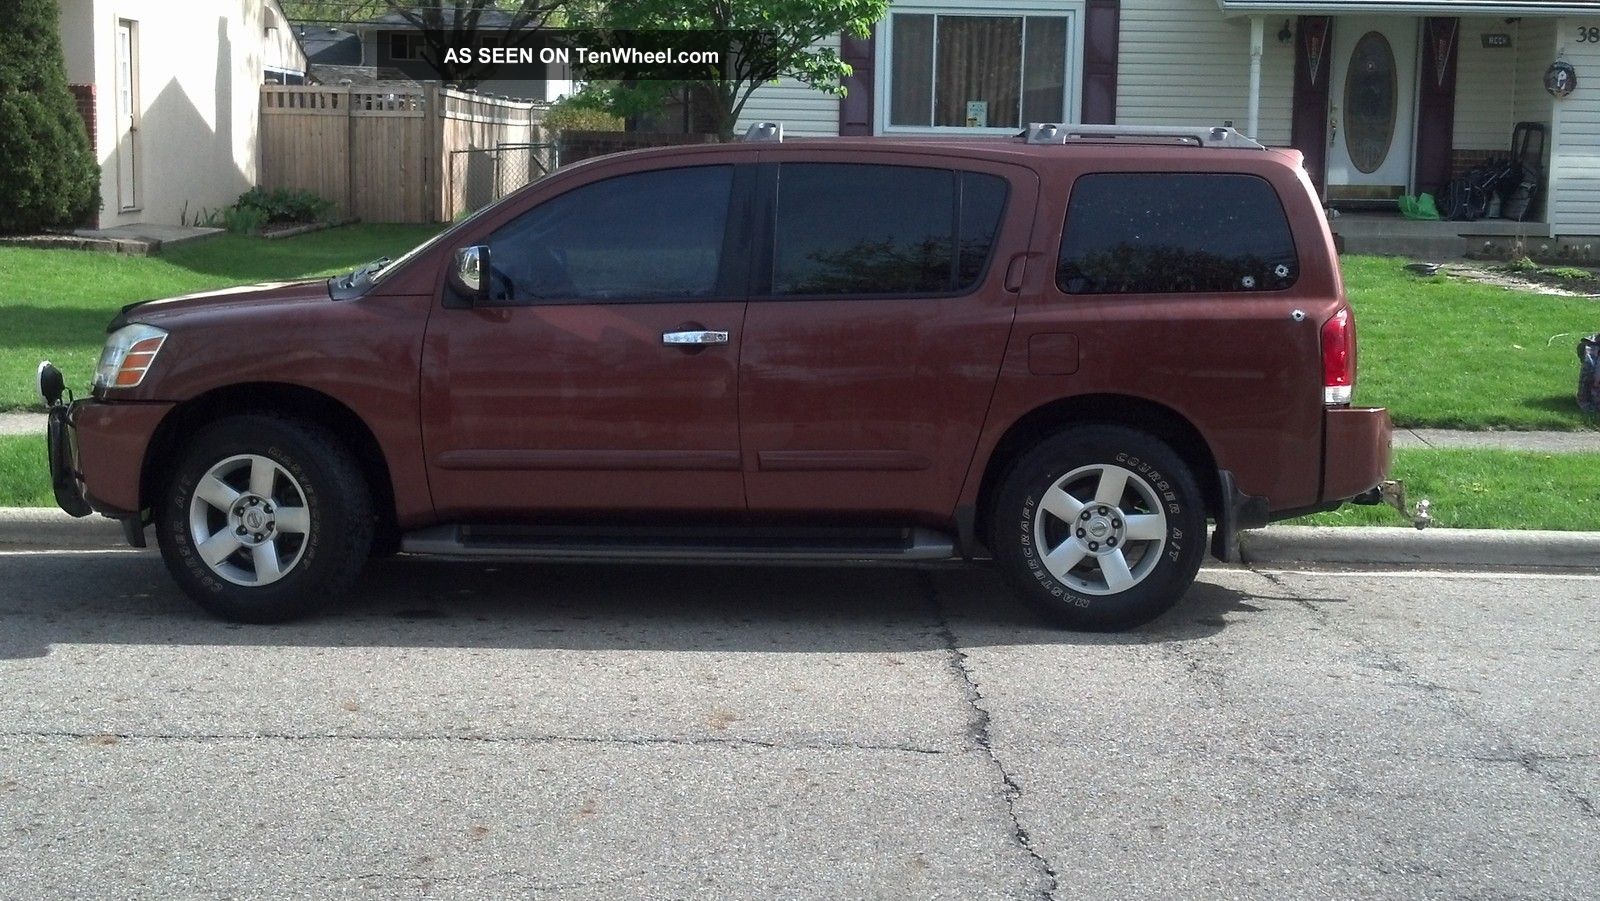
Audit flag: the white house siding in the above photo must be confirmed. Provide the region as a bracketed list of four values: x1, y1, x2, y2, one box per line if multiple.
[1453, 18, 1516, 151]
[1117, 0, 1293, 146]
[735, 35, 844, 138]
[1551, 16, 1600, 236]
[1513, 18, 1557, 176]
[60, 0, 307, 227]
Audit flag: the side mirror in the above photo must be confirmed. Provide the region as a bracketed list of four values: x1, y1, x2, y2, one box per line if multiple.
[450, 245, 490, 303]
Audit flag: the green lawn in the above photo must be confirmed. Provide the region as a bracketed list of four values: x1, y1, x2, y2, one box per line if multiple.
[1297, 448, 1600, 530]
[0, 224, 441, 411]
[0, 435, 51, 508]
[1346, 255, 1599, 431]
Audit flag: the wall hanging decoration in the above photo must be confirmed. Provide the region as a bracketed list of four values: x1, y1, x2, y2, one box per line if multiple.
[1547, 59, 1577, 98]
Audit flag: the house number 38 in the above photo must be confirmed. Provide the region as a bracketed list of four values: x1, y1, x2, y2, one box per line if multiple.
[1580, 25, 1600, 42]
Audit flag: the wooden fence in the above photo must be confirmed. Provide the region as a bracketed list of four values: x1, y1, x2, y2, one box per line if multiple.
[261, 85, 552, 223]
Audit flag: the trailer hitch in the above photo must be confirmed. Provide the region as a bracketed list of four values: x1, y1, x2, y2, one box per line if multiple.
[1352, 480, 1431, 528]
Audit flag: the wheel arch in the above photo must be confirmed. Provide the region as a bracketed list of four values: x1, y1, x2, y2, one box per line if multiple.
[973, 394, 1221, 550]
[141, 383, 399, 551]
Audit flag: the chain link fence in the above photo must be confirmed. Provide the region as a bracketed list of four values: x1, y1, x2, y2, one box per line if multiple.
[447, 142, 558, 219]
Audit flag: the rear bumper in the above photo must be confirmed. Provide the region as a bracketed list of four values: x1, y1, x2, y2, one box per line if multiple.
[47, 399, 172, 521]
[1322, 406, 1394, 503]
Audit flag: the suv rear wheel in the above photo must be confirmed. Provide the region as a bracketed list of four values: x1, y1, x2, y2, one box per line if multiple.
[155, 415, 373, 623]
[992, 426, 1206, 630]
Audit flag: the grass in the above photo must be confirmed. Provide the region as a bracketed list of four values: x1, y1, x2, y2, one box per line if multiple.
[0, 435, 51, 508]
[1297, 448, 1600, 531]
[1345, 255, 1600, 431]
[0, 224, 441, 411]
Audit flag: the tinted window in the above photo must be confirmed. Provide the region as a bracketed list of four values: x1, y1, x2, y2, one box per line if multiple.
[771, 164, 1007, 297]
[486, 166, 732, 303]
[1056, 173, 1298, 295]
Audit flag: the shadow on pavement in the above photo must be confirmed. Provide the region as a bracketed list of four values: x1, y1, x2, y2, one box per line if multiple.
[0, 551, 1294, 659]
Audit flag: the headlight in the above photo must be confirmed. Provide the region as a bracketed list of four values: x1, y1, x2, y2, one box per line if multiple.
[95, 323, 169, 390]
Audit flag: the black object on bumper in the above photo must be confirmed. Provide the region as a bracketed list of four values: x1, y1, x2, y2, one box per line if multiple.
[42, 364, 93, 518]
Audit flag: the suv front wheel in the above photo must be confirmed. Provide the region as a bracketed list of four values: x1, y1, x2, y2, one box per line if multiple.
[993, 426, 1206, 630]
[155, 415, 374, 623]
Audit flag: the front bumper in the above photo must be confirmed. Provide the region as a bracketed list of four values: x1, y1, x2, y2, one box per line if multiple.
[47, 399, 173, 523]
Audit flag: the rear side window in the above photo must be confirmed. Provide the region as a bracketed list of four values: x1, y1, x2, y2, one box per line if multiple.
[1056, 173, 1298, 295]
[771, 164, 1008, 297]
[486, 166, 732, 303]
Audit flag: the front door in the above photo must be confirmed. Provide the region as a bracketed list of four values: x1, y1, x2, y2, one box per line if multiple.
[420, 162, 751, 520]
[1327, 17, 1417, 196]
[115, 20, 139, 211]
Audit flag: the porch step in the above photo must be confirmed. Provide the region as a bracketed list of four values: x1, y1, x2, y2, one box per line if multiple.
[1332, 212, 1548, 258]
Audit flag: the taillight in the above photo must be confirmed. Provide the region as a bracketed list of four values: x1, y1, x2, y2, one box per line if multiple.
[1322, 307, 1354, 405]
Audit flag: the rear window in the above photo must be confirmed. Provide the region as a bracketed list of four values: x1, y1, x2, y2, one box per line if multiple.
[1056, 173, 1298, 295]
[771, 164, 1009, 297]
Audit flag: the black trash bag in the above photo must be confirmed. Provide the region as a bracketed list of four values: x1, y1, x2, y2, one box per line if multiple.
[1579, 334, 1600, 414]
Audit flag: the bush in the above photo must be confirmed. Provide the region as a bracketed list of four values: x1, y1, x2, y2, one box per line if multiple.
[0, 0, 101, 233]
[234, 187, 335, 226]
[541, 98, 624, 133]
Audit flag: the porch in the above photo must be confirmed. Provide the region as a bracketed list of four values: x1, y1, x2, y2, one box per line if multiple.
[1331, 212, 1546, 258]
[1218, 1, 1566, 230]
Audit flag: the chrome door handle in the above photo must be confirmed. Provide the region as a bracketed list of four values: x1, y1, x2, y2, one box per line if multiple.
[662, 330, 729, 346]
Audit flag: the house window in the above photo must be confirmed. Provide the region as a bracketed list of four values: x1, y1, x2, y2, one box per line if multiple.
[885, 8, 1074, 131]
[388, 32, 426, 61]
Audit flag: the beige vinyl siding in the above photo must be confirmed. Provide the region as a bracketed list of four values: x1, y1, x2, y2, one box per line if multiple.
[1116, 0, 1293, 146]
[736, 35, 843, 137]
[1551, 17, 1600, 235]
[1453, 18, 1517, 150]
[1513, 18, 1557, 162]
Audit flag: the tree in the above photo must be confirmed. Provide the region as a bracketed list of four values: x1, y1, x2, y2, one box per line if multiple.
[0, 0, 100, 233]
[569, 0, 889, 141]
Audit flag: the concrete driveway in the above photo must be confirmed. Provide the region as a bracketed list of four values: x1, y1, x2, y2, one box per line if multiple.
[2, 552, 1596, 898]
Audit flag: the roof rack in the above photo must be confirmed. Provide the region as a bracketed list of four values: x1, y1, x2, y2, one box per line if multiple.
[742, 121, 784, 142]
[1024, 123, 1264, 150]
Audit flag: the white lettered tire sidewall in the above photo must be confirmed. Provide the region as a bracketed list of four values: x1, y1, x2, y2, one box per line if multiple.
[995, 426, 1206, 630]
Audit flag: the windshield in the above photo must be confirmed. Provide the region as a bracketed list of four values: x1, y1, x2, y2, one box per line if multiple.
[366, 202, 505, 286]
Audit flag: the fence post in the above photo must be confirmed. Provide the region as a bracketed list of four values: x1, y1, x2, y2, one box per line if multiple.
[343, 86, 356, 220]
[423, 82, 441, 223]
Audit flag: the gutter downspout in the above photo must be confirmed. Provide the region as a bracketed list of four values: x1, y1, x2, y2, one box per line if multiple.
[1248, 15, 1264, 139]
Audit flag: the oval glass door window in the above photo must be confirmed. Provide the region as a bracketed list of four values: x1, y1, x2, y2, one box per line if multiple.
[1344, 31, 1397, 174]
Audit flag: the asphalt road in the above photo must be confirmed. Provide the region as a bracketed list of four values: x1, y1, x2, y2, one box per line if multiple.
[2, 551, 1597, 899]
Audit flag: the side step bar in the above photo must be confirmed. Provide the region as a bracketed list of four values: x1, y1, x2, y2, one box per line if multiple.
[399, 524, 958, 564]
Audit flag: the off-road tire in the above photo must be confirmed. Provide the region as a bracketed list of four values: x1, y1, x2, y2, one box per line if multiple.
[992, 425, 1207, 630]
[155, 415, 373, 623]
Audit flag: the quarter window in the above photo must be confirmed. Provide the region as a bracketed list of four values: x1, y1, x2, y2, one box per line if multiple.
[485, 166, 732, 303]
[1056, 173, 1299, 295]
[771, 164, 1008, 297]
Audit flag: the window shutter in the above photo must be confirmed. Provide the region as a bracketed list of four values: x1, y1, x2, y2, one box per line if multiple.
[1081, 0, 1120, 124]
[839, 31, 876, 136]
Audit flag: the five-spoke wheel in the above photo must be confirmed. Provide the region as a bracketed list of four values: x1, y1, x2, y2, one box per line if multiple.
[188, 454, 312, 587]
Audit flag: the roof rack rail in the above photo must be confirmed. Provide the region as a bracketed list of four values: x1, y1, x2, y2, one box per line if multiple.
[1024, 123, 1264, 150]
[742, 121, 784, 142]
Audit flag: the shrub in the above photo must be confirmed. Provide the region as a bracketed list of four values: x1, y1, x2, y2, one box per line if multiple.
[234, 187, 335, 225]
[541, 98, 624, 133]
[0, 0, 101, 233]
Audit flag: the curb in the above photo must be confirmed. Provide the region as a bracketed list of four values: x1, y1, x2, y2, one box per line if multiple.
[0, 508, 130, 550]
[1240, 525, 1600, 570]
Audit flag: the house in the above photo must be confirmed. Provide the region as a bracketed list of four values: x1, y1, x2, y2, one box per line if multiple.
[56, 0, 307, 229]
[288, 10, 572, 101]
[737, 0, 1600, 239]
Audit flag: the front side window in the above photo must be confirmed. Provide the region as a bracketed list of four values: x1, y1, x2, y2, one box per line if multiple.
[485, 166, 732, 303]
[771, 163, 1009, 297]
[889, 12, 1070, 130]
[1056, 173, 1299, 295]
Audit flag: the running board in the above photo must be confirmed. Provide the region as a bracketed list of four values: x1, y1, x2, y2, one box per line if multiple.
[399, 524, 958, 563]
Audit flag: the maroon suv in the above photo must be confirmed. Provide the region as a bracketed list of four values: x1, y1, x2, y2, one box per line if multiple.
[40, 124, 1391, 629]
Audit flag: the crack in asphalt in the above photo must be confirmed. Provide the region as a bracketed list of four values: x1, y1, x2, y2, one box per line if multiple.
[0, 730, 947, 756]
[919, 573, 1060, 901]
[1258, 570, 1600, 822]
